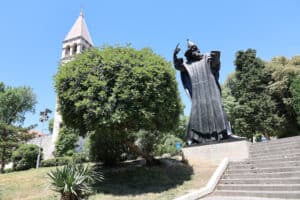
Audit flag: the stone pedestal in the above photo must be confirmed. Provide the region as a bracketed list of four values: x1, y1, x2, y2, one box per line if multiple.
[182, 139, 250, 166]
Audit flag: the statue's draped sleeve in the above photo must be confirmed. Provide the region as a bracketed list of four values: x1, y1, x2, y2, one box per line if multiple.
[174, 57, 193, 98]
[209, 51, 221, 93]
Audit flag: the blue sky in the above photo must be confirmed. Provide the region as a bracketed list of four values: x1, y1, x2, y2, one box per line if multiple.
[1, 0, 300, 133]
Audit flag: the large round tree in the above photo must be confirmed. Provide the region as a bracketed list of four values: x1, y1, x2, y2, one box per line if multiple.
[55, 46, 182, 165]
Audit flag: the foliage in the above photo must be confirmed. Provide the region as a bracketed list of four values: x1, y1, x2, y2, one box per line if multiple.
[48, 118, 54, 134]
[169, 115, 188, 141]
[221, 73, 238, 123]
[131, 115, 187, 159]
[154, 134, 184, 156]
[55, 46, 182, 164]
[88, 129, 129, 166]
[11, 144, 41, 171]
[55, 127, 79, 157]
[290, 75, 300, 128]
[41, 156, 72, 167]
[0, 82, 36, 173]
[254, 132, 263, 142]
[229, 49, 284, 139]
[72, 152, 89, 163]
[266, 56, 300, 137]
[48, 163, 103, 200]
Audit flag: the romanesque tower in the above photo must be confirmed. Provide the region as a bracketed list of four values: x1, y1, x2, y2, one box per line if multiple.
[51, 12, 94, 157]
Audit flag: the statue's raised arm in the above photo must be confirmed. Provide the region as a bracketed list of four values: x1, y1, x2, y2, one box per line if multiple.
[173, 43, 185, 71]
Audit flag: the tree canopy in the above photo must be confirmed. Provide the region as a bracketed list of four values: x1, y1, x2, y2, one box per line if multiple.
[0, 82, 36, 173]
[264, 56, 300, 136]
[55, 46, 182, 164]
[225, 49, 284, 139]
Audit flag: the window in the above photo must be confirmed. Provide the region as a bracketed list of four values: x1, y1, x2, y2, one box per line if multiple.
[72, 43, 77, 55]
[65, 46, 70, 57]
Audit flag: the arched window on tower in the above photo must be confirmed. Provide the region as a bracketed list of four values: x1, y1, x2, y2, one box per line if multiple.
[65, 46, 70, 57]
[72, 43, 77, 55]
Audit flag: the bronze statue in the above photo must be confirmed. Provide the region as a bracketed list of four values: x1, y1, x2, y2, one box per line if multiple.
[173, 40, 230, 144]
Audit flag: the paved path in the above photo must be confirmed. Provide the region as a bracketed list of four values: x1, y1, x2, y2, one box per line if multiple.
[200, 196, 298, 200]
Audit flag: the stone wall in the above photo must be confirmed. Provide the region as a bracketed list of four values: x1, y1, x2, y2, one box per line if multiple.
[27, 135, 54, 160]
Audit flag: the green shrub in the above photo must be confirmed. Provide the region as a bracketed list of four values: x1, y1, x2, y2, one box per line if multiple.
[89, 129, 129, 166]
[48, 162, 103, 200]
[254, 132, 263, 142]
[154, 134, 184, 156]
[12, 144, 41, 171]
[3, 168, 14, 173]
[72, 152, 89, 163]
[41, 157, 72, 167]
[55, 127, 79, 157]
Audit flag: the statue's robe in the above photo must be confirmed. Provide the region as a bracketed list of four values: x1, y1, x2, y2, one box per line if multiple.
[179, 54, 227, 141]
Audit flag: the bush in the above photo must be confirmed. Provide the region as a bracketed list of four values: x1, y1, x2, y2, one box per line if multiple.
[154, 134, 184, 156]
[72, 152, 89, 163]
[41, 157, 72, 167]
[89, 129, 129, 166]
[3, 168, 14, 173]
[12, 144, 41, 171]
[254, 132, 263, 142]
[48, 162, 103, 200]
[55, 127, 79, 157]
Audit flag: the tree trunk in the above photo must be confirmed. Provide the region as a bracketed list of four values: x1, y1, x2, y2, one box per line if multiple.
[124, 141, 160, 166]
[0, 148, 6, 174]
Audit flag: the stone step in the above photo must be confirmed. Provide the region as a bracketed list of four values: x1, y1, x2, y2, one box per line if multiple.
[250, 145, 300, 152]
[250, 148, 300, 158]
[251, 136, 300, 146]
[223, 171, 300, 179]
[252, 138, 300, 147]
[226, 166, 300, 174]
[228, 160, 300, 169]
[250, 144, 300, 154]
[250, 140, 300, 149]
[216, 183, 300, 191]
[213, 190, 300, 199]
[250, 142, 300, 150]
[235, 153, 300, 164]
[219, 178, 300, 184]
[250, 151, 300, 160]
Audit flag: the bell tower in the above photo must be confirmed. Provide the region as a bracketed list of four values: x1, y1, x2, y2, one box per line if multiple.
[51, 12, 94, 156]
[61, 11, 94, 61]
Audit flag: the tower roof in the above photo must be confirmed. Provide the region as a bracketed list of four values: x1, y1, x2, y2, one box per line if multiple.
[64, 12, 93, 46]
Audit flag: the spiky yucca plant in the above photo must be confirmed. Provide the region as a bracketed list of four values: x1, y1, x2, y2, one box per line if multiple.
[48, 163, 103, 200]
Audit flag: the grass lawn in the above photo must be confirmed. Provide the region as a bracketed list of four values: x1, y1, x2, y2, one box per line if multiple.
[0, 167, 58, 200]
[0, 160, 216, 200]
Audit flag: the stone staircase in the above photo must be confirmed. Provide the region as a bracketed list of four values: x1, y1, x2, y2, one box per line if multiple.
[212, 135, 300, 199]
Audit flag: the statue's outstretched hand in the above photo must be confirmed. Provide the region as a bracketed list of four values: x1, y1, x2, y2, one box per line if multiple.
[174, 43, 181, 56]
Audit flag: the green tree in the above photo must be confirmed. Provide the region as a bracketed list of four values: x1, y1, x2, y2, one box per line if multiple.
[55, 126, 79, 157]
[222, 73, 238, 122]
[0, 82, 36, 173]
[290, 75, 300, 130]
[55, 46, 182, 165]
[266, 56, 300, 137]
[230, 49, 283, 139]
[12, 144, 40, 171]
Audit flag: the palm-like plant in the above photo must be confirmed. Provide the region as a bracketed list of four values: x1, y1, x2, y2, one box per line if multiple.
[48, 163, 103, 200]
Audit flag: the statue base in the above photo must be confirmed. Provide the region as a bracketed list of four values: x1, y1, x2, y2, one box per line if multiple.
[182, 138, 250, 166]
